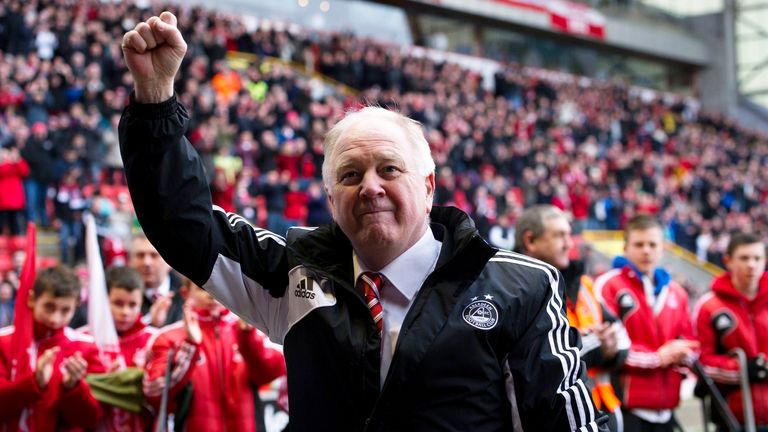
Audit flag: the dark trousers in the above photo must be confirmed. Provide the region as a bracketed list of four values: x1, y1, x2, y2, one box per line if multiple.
[0, 210, 24, 235]
[622, 410, 680, 432]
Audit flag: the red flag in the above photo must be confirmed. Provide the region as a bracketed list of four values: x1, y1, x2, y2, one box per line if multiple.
[9, 222, 36, 380]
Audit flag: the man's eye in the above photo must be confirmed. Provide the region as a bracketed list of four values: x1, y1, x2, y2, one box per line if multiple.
[339, 171, 359, 183]
[382, 166, 402, 175]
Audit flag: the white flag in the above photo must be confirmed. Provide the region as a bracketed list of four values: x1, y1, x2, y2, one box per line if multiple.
[85, 213, 125, 370]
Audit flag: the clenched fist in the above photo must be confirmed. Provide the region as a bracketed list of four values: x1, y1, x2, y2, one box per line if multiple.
[121, 11, 187, 103]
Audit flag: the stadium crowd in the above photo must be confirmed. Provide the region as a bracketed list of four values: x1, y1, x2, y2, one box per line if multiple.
[0, 0, 767, 430]
[0, 0, 765, 277]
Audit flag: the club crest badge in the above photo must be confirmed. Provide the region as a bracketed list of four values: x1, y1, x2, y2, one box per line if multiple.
[712, 311, 736, 336]
[463, 296, 499, 330]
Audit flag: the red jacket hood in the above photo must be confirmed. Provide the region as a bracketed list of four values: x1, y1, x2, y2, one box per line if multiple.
[711, 272, 768, 306]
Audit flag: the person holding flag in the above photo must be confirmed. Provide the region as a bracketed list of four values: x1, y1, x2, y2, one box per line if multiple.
[0, 223, 105, 431]
[80, 213, 157, 431]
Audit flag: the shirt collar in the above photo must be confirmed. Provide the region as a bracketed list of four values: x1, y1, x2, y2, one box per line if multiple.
[146, 274, 171, 299]
[353, 228, 442, 301]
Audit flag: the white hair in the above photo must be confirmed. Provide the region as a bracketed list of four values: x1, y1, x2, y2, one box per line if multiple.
[321, 106, 436, 189]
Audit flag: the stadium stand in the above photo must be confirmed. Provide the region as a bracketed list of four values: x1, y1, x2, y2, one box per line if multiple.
[0, 0, 764, 286]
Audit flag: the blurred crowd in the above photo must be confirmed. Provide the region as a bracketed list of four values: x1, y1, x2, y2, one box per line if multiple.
[0, 0, 766, 289]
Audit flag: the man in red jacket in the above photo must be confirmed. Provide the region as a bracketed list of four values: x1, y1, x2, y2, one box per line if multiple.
[693, 232, 768, 428]
[143, 276, 286, 431]
[0, 266, 105, 431]
[594, 214, 699, 432]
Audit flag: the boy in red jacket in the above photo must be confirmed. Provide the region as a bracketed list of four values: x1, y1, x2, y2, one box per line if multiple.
[82, 265, 157, 431]
[105, 266, 157, 369]
[0, 265, 105, 431]
[694, 232, 768, 428]
[143, 276, 286, 431]
[594, 214, 699, 432]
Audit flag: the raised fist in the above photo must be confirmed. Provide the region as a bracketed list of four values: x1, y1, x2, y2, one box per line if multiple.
[121, 11, 187, 103]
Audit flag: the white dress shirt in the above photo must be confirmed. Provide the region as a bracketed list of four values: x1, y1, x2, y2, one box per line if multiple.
[354, 227, 442, 387]
[145, 275, 171, 300]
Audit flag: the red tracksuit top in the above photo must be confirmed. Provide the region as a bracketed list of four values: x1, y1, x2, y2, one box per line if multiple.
[595, 266, 695, 410]
[0, 322, 105, 431]
[693, 273, 768, 424]
[81, 318, 158, 432]
[143, 308, 286, 432]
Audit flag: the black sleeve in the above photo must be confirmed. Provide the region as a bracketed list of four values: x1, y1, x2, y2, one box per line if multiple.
[505, 268, 608, 432]
[119, 96, 290, 334]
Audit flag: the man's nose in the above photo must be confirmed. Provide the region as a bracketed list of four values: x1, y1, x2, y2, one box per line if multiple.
[50, 314, 63, 327]
[359, 171, 385, 198]
[564, 235, 574, 251]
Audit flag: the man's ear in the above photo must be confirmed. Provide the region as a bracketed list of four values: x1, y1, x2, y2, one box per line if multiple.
[723, 254, 732, 272]
[425, 172, 435, 213]
[326, 190, 337, 220]
[27, 291, 36, 308]
[522, 230, 536, 253]
[180, 285, 190, 301]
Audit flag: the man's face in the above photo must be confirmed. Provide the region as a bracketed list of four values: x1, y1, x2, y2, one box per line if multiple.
[725, 242, 766, 295]
[108, 287, 143, 332]
[29, 292, 77, 331]
[526, 215, 573, 270]
[624, 227, 664, 275]
[326, 119, 434, 267]
[0, 282, 12, 301]
[129, 238, 170, 289]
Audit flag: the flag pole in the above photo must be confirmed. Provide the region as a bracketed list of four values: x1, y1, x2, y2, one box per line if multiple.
[155, 347, 175, 432]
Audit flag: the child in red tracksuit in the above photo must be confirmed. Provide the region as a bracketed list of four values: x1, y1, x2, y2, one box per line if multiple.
[694, 233, 768, 427]
[143, 277, 286, 431]
[81, 266, 158, 431]
[594, 214, 699, 432]
[0, 266, 105, 431]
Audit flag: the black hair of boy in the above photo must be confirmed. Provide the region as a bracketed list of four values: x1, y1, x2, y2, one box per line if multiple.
[105, 266, 145, 294]
[33, 266, 81, 300]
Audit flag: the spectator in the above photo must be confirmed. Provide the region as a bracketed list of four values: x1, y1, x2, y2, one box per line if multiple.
[143, 277, 286, 432]
[0, 147, 29, 236]
[53, 167, 86, 265]
[516, 205, 630, 432]
[20, 121, 55, 228]
[0, 266, 105, 430]
[594, 214, 699, 432]
[86, 265, 156, 431]
[0, 279, 14, 327]
[693, 232, 768, 429]
[129, 233, 183, 328]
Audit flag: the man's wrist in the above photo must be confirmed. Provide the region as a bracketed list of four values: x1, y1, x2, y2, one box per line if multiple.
[134, 82, 174, 104]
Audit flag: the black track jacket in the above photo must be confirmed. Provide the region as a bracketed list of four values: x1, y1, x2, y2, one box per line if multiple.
[119, 96, 606, 432]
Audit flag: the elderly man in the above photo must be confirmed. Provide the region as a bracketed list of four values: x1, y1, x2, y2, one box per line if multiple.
[515, 205, 630, 431]
[119, 12, 604, 431]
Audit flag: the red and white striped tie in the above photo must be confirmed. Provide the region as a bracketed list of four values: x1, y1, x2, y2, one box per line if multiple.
[359, 272, 384, 334]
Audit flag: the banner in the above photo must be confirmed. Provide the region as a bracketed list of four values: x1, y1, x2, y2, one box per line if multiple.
[85, 213, 125, 370]
[9, 222, 36, 380]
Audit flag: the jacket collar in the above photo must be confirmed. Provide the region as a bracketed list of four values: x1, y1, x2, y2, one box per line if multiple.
[287, 206, 491, 282]
[711, 272, 768, 306]
[118, 317, 147, 337]
[612, 255, 670, 296]
[34, 320, 64, 341]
